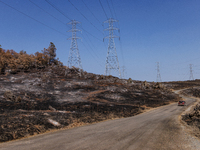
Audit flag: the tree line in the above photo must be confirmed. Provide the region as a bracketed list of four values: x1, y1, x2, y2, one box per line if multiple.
[0, 42, 63, 74]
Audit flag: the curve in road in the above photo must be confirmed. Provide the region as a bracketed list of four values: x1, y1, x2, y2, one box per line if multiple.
[0, 95, 200, 150]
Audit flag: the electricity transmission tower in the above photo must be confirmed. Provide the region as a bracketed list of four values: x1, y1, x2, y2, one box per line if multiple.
[156, 62, 162, 82]
[67, 20, 82, 70]
[189, 64, 194, 80]
[104, 18, 121, 78]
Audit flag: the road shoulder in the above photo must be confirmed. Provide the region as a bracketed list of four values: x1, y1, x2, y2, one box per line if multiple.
[178, 95, 200, 147]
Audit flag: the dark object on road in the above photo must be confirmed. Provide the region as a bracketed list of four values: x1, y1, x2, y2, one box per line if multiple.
[178, 101, 186, 106]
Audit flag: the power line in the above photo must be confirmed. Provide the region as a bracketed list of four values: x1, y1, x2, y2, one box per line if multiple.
[78, 25, 102, 41]
[84, 32, 97, 50]
[29, 0, 70, 28]
[0, 0, 67, 36]
[82, 33, 105, 66]
[181, 70, 190, 81]
[110, 0, 120, 28]
[79, 27, 104, 66]
[82, 34, 99, 59]
[83, 31, 99, 55]
[110, 0, 118, 21]
[106, 0, 114, 18]
[81, 0, 102, 25]
[30, 0, 101, 43]
[43, 0, 101, 42]
[68, 0, 103, 34]
[45, 0, 72, 21]
[99, 0, 108, 19]
[81, 41, 104, 68]
[167, 56, 200, 67]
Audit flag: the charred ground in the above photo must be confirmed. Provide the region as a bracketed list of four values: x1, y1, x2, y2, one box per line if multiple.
[163, 80, 200, 139]
[0, 67, 181, 142]
[178, 87, 200, 138]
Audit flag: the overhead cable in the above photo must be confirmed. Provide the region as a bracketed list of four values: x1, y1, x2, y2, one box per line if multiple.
[78, 25, 102, 41]
[82, 33, 103, 62]
[81, 41, 104, 67]
[45, 0, 72, 21]
[106, 0, 114, 18]
[68, 0, 103, 34]
[30, 0, 100, 41]
[110, 0, 118, 20]
[29, 0, 70, 28]
[81, 0, 102, 25]
[0, 0, 67, 36]
[99, 0, 108, 19]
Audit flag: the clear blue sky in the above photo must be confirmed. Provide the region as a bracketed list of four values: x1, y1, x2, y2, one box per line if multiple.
[1, 0, 200, 82]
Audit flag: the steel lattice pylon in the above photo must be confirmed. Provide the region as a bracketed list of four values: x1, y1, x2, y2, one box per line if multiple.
[156, 62, 162, 82]
[104, 18, 121, 78]
[67, 20, 82, 70]
[189, 64, 194, 80]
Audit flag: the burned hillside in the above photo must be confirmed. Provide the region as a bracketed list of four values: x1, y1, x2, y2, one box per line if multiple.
[180, 87, 200, 138]
[163, 80, 200, 90]
[182, 103, 200, 138]
[0, 66, 182, 142]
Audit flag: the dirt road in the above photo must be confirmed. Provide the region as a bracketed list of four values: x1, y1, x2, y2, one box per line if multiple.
[1, 96, 200, 150]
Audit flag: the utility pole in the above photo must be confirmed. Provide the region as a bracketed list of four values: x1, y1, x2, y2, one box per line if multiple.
[156, 62, 162, 82]
[67, 20, 82, 70]
[104, 18, 121, 78]
[189, 64, 194, 80]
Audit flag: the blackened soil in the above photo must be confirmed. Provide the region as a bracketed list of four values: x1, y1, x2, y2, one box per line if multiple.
[0, 67, 181, 142]
[0, 101, 140, 142]
[163, 79, 200, 90]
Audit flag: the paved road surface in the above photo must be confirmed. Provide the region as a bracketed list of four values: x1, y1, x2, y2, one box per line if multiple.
[1, 96, 200, 150]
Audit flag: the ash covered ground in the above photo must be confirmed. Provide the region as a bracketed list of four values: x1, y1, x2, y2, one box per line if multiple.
[164, 80, 200, 139]
[0, 67, 181, 142]
[180, 87, 200, 138]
